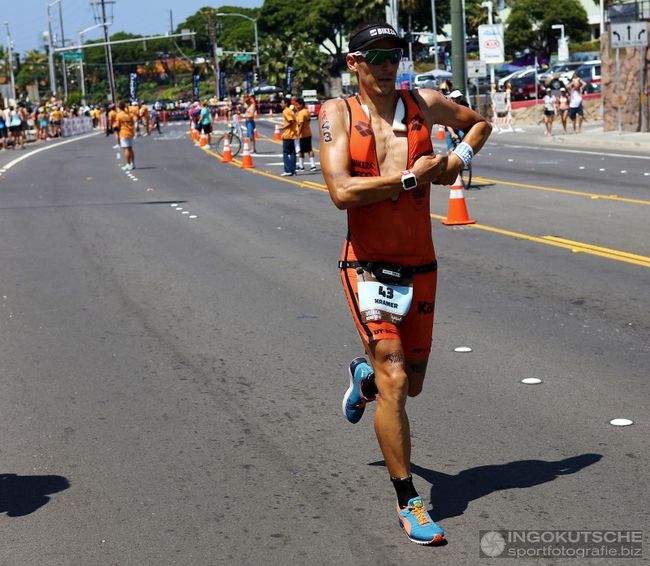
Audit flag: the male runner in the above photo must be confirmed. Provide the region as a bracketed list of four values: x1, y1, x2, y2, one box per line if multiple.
[319, 21, 491, 545]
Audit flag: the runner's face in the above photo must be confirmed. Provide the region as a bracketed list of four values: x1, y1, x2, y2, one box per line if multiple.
[347, 39, 401, 97]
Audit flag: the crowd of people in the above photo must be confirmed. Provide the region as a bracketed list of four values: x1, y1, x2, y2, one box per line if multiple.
[541, 72, 588, 136]
[0, 99, 107, 150]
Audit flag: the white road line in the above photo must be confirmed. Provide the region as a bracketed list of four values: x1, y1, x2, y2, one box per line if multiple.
[500, 143, 650, 160]
[0, 132, 100, 173]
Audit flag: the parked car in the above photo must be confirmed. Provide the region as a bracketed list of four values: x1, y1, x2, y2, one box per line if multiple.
[509, 74, 546, 100]
[541, 61, 586, 89]
[498, 67, 547, 91]
[574, 61, 601, 93]
[413, 73, 439, 89]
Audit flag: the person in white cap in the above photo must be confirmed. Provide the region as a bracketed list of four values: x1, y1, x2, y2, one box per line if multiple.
[319, 20, 491, 546]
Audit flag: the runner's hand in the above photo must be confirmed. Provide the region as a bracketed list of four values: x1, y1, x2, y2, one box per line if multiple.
[411, 154, 445, 185]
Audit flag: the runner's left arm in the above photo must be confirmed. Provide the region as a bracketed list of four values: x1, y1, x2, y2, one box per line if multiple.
[415, 89, 492, 185]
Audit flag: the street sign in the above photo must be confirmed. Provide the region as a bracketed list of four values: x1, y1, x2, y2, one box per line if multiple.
[234, 54, 252, 63]
[610, 22, 648, 48]
[467, 60, 487, 78]
[63, 52, 84, 61]
[478, 24, 505, 64]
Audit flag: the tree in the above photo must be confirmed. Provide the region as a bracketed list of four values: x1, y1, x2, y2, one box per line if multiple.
[259, 0, 385, 72]
[16, 50, 49, 94]
[258, 32, 329, 92]
[504, 0, 590, 58]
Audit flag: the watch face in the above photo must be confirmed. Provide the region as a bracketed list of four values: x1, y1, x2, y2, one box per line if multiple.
[403, 175, 417, 190]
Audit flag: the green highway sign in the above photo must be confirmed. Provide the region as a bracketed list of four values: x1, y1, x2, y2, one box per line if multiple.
[63, 52, 84, 61]
[234, 54, 252, 63]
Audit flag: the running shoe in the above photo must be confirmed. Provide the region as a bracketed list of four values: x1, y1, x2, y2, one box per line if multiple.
[310, 166, 318, 171]
[121, 164, 130, 171]
[397, 497, 445, 545]
[342, 357, 375, 424]
[280, 171, 295, 177]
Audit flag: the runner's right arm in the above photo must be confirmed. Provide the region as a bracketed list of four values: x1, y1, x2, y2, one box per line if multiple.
[319, 98, 444, 210]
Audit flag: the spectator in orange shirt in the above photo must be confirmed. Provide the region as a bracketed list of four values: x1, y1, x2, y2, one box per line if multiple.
[295, 98, 316, 171]
[116, 101, 136, 170]
[281, 97, 298, 176]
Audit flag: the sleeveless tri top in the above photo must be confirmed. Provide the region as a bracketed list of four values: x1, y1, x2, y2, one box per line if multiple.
[342, 91, 435, 266]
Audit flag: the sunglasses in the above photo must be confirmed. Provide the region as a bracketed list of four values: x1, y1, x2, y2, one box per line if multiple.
[352, 48, 403, 65]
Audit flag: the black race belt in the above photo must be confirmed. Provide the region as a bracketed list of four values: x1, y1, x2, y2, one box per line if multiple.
[338, 259, 437, 279]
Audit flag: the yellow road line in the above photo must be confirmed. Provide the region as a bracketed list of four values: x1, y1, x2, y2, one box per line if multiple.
[200, 146, 649, 269]
[473, 176, 650, 206]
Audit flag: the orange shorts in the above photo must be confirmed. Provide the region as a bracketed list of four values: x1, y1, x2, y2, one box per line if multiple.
[340, 267, 437, 357]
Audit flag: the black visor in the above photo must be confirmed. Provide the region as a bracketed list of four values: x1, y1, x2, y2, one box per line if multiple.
[348, 23, 408, 53]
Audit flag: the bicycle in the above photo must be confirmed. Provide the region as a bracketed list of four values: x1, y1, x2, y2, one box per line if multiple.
[214, 121, 242, 157]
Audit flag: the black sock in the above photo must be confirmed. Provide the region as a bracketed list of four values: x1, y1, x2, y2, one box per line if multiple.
[391, 475, 419, 508]
[360, 372, 378, 399]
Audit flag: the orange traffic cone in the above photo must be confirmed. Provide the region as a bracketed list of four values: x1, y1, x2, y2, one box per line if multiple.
[254, 127, 260, 140]
[191, 123, 199, 143]
[436, 125, 446, 141]
[442, 174, 475, 226]
[273, 123, 282, 141]
[268, 108, 274, 119]
[240, 138, 255, 168]
[221, 135, 233, 163]
[199, 131, 207, 147]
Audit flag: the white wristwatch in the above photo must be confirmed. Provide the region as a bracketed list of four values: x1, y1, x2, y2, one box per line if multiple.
[400, 170, 418, 191]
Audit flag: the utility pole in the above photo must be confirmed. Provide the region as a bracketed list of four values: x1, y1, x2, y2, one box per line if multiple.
[430, 0, 439, 69]
[58, 1, 68, 99]
[3, 22, 17, 102]
[168, 10, 174, 35]
[450, 0, 467, 96]
[45, 28, 57, 97]
[206, 10, 220, 98]
[93, 0, 117, 102]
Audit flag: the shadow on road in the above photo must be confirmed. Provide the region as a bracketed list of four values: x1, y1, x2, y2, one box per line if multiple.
[0, 473, 70, 517]
[370, 453, 602, 520]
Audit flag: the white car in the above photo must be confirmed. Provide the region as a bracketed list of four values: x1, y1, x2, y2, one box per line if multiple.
[413, 73, 439, 89]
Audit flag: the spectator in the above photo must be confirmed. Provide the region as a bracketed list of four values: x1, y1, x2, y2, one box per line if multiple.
[243, 95, 257, 154]
[295, 98, 316, 171]
[116, 100, 136, 170]
[568, 73, 587, 134]
[542, 90, 557, 136]
[198, 100, 213, 149]
[280, 97, 298, 176]
[557, 87, 570, 135]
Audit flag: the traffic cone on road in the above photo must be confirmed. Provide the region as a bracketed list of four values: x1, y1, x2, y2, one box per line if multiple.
[436, 124, 446, 140]
[191, 122, 199, 143]
[199, 131, 207, 147]
[254, 127, 260, 140]
[268, 108, 274, 119]
[441, 175, 476, 226]
[240, 138, 255, 168]
[221, 136, 233, 163]
[273, 123, 282, 141]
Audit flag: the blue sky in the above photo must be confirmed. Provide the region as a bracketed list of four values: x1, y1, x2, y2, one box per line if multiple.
[3, 0, 263, 55]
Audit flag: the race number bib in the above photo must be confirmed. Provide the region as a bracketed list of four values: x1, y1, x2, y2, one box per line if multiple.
[357, 271, 413, 325]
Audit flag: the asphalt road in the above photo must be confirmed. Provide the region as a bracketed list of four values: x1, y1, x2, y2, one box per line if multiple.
[0, 119, 648, 566]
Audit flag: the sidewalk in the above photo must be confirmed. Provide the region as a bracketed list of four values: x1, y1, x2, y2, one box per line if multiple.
[492, 120, 650, 154]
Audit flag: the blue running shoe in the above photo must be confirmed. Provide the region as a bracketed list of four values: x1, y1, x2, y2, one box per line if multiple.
[342, 357, 375, 424]
[397, 497, 445, 545]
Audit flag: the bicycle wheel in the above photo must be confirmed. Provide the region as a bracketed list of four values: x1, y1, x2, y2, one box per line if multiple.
[461, 163, 472, 190]
[229, 134, 242, 157]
